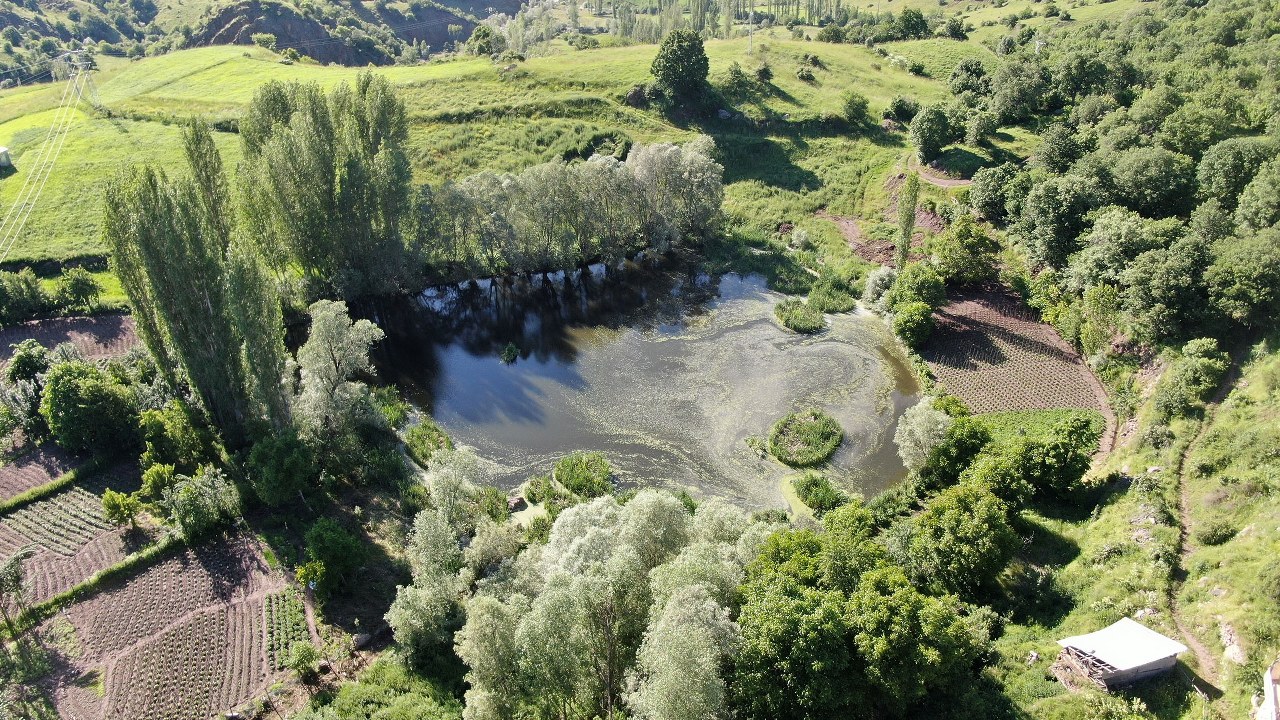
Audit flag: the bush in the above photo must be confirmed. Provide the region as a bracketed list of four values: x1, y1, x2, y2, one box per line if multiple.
[55, 267, 102, 311]
[39, 361, 139, 455]
[166, 465, 240, 540]
[5, 339, 49, 384]
[305, 517, 366, 595]
[102, 488, 140, 527]
[886, 95, 919, 122]
[883, 263, 946, 312]
[372, 385, 410, 429]
[917, 418, 991, 492]
[795, 66, 815, 82]
[651, 29, 708, 98]
[893, 302, 935, 349]
[406, 420, 453, 467]
[141, 463, 177, 500]
[1195, 520, 1237, 546]
[792, 472, 849, 516]
[554, 451, 613, 498]
[769, 409, 844, 467]
[248, 430, 317, 507]
[775, 299, 825, 333]
[139, 399, 212, 473]
[841, 90, 871, 128]
[1152, 338, 1229, 421]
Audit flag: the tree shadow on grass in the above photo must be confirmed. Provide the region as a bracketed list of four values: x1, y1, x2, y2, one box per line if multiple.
[714, 133, 821, 191]
[1127, 666, 1221, 718]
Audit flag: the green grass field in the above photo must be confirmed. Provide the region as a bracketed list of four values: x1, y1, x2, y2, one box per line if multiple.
[1, 0, 1140, 269]
[0, 38, 950, 265]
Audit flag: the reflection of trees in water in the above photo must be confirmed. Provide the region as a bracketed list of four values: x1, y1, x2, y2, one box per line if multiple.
[361, 255, 721, 398]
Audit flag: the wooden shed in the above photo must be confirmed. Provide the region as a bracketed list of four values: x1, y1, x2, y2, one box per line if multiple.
[1057, 618, 1188, 688]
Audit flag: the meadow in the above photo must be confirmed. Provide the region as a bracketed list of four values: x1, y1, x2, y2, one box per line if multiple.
[0, 36, 954, 265]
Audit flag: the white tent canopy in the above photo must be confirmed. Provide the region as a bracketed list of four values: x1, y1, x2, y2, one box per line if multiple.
[1059, 618, 1188, 671]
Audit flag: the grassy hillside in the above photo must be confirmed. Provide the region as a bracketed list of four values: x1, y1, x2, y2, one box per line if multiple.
[0, 37, 948, 264]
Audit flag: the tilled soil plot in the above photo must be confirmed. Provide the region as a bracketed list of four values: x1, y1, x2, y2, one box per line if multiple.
[0, 444, 80, 501]
[45, 534, 286, 720]
[920, 291, 1110, 419]
[0, 314, 138, 363]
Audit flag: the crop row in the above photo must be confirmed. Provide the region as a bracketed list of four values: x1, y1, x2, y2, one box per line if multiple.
[922, 293, 1101, 414]
[264, 588, 309, 670]
[0, 485, 112, 556]
[19, 531, 132, 605]
[66, 535, 276, 659]
[105, 598, 269, 720]
[0, 444, 79, 501]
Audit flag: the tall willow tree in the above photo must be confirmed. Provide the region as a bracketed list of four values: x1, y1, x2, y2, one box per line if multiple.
[238, 72, 419, 298]
[105, 122, 290, 443]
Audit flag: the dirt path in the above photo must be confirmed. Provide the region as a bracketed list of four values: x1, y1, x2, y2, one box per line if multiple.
[906, 156, 974, 188]
[1167, 361, 1244, 715]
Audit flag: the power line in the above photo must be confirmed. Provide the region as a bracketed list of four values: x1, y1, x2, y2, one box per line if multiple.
[0, 67, 89, 263]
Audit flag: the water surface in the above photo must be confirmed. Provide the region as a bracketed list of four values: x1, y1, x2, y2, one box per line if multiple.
[370, 263, 919, 509]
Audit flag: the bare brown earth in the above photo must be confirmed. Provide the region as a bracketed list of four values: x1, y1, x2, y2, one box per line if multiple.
[0, 444, 80, 501]
[0, 314, 138, 363]
[816, 210, 927, 267]
[44, 534, 287, 720]
[920, 290, 1116, 453]
[0, 462, 144, 604]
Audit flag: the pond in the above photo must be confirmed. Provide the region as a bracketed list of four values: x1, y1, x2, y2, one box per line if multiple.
[368, 260, 920, 510]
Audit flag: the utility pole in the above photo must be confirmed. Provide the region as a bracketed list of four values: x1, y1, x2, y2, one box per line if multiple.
[748, 3, 754, 54]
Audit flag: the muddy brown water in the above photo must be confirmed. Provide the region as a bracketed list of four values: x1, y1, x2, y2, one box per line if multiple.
[367, 260, 920, 510]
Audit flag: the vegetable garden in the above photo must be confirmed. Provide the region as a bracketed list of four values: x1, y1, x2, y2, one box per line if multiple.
[919, 291, 1107, 414]
[47, 534, 286, 720]
[0, 444, 78, 500]
[265, 587, 310, 670]
[0, 315, 139, 363]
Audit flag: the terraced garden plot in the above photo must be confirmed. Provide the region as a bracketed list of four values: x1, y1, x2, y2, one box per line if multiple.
[265, 587, 310, 670]
[0, 462, 144, 603]
[103, 599, 270, 720]
[0, 484, 112, 556]
[62, 534, 278, 658]
[920, 291, 1108, 415]
[0, 444, 79, 501]
[0, 315, 139, 364]
[48, 534, 285, 720]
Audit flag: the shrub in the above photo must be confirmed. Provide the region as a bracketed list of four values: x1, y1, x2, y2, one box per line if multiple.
[165, 465, 240, 540]
[792, 472, 849, 516]
[139, 399, 213, 472]
[775, 299, 825, 333]
[864, 266, 898, 306]
[795, 66, 815, 82]
[769, 408, 843, 466]
[886, 95, 919, 122]
[305, 517, 366, 594]
[5, 339, 49, 384]
[406, 420, 453, 467]
[55, 267, 102, 311]
[102, 488, 140, 527]
[1195, 520, 1236, 546]
[39, 361, 139, 455]
[554, 451, 613, 498]
[651, 29, 708, 98]
[917, 417, 991, 492]
[841, 90, 871, 128]
[372, 385, 410, 429]
[892, 302, 934, 349]
[141, 463, 177, 500]
[883, 263, 946, 312]
[248, 430, 317, 507]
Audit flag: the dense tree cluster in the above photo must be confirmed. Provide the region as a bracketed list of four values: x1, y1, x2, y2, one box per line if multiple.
[954, 0, 1280, 350]
[427, 140, 723, 278]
